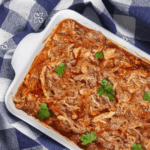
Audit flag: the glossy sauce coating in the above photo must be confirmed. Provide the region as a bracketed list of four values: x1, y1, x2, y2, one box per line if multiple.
[13, 19, 150, 150]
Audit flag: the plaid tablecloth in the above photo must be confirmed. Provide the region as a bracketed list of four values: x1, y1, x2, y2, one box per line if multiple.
[0, 0, 150, 150]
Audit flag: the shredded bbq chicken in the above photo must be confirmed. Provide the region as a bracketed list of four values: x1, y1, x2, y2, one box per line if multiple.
[13, 19, 150, 150]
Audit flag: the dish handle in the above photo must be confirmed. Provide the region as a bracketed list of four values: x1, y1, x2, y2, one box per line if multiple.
[11, 32, 44, 75]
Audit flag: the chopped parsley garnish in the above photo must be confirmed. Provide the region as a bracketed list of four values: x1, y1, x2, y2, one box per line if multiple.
[55, 63, 66, 77]
[143, 91, 150, 102]
[97, 79, 115, 101]
[95, 51, 104, 58]
[37, 103, 50, 120]
[131, 144, 143, 150]
[80, 131, 97, 145]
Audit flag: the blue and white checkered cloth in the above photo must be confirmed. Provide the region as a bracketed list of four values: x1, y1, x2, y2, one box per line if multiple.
[1, 0, 150, 149]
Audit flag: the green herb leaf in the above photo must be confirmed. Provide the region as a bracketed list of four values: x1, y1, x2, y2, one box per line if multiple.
[106, 91, 115, 101]
[95, 51, 104, 58]
[143, 91, 150, 102]
[131, 144, 143, 150]
[97, 79, 115, 101]
[58, 62, 66, 68]
[37, 103, 50, 120]
[80, 131, 97, 145]
[97, 87, 105, 96]
[101, 78, 109, 86]
[55, 63, 66, 77]
[37, 109, 50, 120]
[104, 84, 113, 91]
[39, 103, 48, 110]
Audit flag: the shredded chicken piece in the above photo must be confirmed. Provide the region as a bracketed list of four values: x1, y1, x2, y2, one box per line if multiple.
[93, 112, 115, 123]
[73, 47, 81, 58]
[104, 48, 116, 60]
[57, 113, 86, 134]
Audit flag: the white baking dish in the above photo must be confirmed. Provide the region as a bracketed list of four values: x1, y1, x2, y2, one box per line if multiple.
[5, 9, 150, 150]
